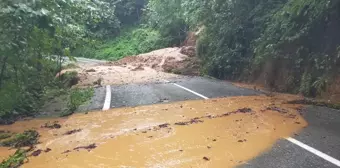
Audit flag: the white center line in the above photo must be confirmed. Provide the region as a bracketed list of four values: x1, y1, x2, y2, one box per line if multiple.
[102, 85, 111, 111]
[164, 79, 340, 167]
[286, 137, 340, 167]
[163, 79, 209, 100]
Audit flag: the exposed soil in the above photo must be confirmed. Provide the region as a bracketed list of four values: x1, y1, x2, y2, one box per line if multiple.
[61, 47, 200, 87]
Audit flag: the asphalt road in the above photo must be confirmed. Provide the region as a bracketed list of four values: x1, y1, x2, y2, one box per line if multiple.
[76, 56, 340, 168]
[103, 76, 340, 168]
[110, 77, 259, 108]
[239, 106, 340, 168]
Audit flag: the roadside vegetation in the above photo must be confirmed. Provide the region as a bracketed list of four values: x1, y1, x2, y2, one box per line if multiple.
[0, 0, 144, 122]
[74, 27, 165, 61]
[1, 0, 340, 124]
[0, 130, 39, 168]
[0, 149, 27, 168]
[141, 0, 340, 101]
[197, 0, 340, 99]
[60, 87, 94, 117]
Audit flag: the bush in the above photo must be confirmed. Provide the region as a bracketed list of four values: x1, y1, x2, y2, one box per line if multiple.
[198, 0, 340, 97]
[0, 149, 27, 168]
[93, 27, 165, 61]
[60, 88, 94, 117]
[59, 71, 79, 88]
[62, 63, 79, 70]
[0, 130, 39, 148]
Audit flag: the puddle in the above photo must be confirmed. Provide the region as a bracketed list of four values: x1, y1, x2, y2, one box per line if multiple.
[0, 95, 307, 167]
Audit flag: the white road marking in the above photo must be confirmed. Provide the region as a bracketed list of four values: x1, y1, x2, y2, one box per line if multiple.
[163, 80, 209, 99]
[164, 79, 340, 166]
[286, 137, 340, 167]
[102, 85, 111, 111]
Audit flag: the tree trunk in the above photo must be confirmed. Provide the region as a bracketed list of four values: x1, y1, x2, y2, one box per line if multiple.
[0, 56, 9, 89]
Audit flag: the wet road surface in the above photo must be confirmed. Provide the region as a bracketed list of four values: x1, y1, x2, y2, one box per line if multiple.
[81, 76, 340, 168]
[1, 76, 339, 168]
[109, 77, 260, 108]
[239, 105, 340, 168]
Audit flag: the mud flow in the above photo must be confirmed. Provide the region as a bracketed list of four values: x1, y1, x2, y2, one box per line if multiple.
[0, 95, 307, 167]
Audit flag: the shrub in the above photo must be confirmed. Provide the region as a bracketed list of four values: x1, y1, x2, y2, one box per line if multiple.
[93, 27, 165, 61]
[0, 149, 27, 168]
[60, 88, 94, 117]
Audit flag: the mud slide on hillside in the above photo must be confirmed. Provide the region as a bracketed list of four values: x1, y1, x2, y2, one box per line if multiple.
[61, 47, 200, 87]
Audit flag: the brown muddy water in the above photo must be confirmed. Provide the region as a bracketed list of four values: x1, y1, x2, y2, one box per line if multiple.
[0, 95, 307, 168]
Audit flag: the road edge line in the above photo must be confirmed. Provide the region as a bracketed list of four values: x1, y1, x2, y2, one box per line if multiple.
[102, 85, 111, 111]
[286, 137, 340, 167]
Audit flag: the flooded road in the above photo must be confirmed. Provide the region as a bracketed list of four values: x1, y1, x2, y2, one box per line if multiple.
[0, 95, 307, 167]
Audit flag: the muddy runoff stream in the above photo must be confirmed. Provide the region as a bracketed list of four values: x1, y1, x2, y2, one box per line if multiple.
[0, 95, 307, 167]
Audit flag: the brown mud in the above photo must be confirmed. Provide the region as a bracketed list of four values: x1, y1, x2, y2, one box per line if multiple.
[61, 47, 201, 87]
[0, 95, 307, 168]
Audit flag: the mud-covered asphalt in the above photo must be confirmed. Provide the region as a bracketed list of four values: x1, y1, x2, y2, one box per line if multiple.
[1, 57, 339, 167]
[79, 76, 340, 168]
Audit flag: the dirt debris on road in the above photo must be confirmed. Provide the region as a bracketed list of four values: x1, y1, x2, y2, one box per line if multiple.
[174, 118, 204, 126]
[0, 95, 308, 168]
[41, 121, 61, 129]
[73, 143, 97, 152]
[63, 129, 82, 135]
[60, 47, 200, 87]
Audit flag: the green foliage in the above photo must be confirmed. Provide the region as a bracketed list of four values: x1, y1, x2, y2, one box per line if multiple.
[61, 88, 94, 117]
[0, 130, 39, 148]
[198, 0, 286, 79]
[197, 0, 340, 96]
[77, 0, 205, 60]
[90, 27, 165, 61]
[0, 131, 12, 140]
[59, 71, 79, 88]
[145, 0, 190, 46]
[115, 0, 146, 25]
[0, 149, 27, 168]
[0, 0, 145, 121]
[312, 76, 329, 95]
[299, 72, 313, 96]
[62, 63, 79, 70]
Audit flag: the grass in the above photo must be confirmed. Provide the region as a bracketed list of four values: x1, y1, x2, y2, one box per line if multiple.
[72, 27, 166, 61]
[94, 27, 164, 61]
[0, 131, 12, 140]
[0, 130, 39, 148]
[0, 130, 40, 168]
[60, 88, 94, 117]
[0, 149, 27, 168]
[62, 63, 79, 70]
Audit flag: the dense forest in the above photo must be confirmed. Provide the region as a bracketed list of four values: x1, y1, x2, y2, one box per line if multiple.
[1, 0, 340, 122]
